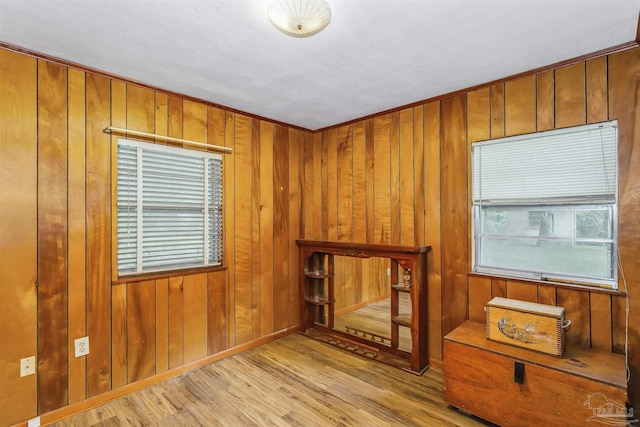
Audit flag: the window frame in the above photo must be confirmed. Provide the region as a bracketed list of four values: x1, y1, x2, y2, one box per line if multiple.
[471, 121, 618, 289]
[116, 138, 224, 278]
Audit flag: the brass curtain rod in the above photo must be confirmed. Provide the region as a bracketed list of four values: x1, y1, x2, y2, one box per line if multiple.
[104, 126, 233, 154]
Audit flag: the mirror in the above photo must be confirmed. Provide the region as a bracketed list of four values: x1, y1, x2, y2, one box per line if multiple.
[332, 255, 412, 352]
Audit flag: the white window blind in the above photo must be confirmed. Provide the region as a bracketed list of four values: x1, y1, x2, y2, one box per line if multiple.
[472, 122, 617, 204]
[117, 138, 223, 275]
[471, 121, 618, 289]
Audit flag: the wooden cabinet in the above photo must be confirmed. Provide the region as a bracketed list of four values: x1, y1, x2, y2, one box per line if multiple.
[444, 321, 628, 426]
[296, 240, 431, 374]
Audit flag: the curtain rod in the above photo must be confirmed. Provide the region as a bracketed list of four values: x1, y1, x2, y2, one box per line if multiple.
[104, 126, 233, 154]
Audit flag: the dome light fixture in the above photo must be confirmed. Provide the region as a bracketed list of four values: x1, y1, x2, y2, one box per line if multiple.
[268, 0, 332, 38]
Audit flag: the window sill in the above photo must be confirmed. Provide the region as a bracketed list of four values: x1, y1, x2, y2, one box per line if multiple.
[113, 265, 228, 285]
[467, 271, 627, 296]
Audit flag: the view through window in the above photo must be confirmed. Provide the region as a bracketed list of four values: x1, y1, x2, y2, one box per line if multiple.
[472, 121, 618, 288]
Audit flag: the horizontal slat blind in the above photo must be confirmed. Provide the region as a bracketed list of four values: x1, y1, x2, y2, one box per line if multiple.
[208, 157, 223, 265]
[117, 138, 223, 275]
[117, 144, 138, 273]
[472, 122, 617, 204]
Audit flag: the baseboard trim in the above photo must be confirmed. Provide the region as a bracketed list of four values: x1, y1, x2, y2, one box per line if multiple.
[16, 326, 300, 427]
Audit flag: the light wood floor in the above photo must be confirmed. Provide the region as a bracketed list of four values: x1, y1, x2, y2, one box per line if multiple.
[52, 334, 491, 426]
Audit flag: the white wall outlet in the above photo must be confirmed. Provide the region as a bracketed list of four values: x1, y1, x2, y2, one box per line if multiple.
[74, 336, 90, 358]
[27, 416, 40, 427]
[20, 356, 36, 377]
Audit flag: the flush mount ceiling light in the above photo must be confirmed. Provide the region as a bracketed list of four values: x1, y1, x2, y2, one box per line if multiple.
[268, 0, 331, 37]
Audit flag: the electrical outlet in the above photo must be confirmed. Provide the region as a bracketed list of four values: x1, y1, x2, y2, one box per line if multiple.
[74, 336, 90, 358]
[20, 356, 36, 377]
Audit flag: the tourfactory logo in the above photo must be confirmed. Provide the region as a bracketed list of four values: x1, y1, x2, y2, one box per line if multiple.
[584, 393, 637, 426]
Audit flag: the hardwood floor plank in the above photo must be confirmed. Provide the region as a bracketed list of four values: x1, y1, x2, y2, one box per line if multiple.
[52, 335, 490, 427]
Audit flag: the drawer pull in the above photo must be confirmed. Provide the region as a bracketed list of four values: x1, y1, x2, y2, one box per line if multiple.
[514, 361, 525, 384]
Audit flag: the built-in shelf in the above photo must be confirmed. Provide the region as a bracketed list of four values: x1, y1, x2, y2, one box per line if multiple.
[391, 315, 411, 327]
[391, 284, 411, 293]
[304, 269, 331, 278]
[304, 296, 331, 305]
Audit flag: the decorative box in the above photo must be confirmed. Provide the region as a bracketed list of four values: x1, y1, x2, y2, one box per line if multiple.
[485, 297, 570, 357]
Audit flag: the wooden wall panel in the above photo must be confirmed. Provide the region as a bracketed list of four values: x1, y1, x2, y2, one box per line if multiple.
[303, 132, 316, 239]
[352, 122, 366, 243]
[155, 93, 169, 142]
[538, 285, 557, 306]
[373, 116, 391, 244]
[320, 132, 329, 241]
[127, 280, 156, 382]
[490, 84, 505, 138]
[505, 280, 537, 303]
[611, 294, 627, 355]
[468, 276, 491, 323]
[590, 293, 612, 352]
[259, 122, 274, 336]
[399, 108, 414, 246]
[127, 85, 155, 136]
[111, 283, 127, 388]
[557, 288, 590, 347]
[364, 120, 375, 243]
[390, 113, 401, 245]
[337, 125, 353, 242]
[155, 278, 169, 372]
[491, 278, 507, 298]
[466, 88, 489, 325]
[423, 101, 441, 360]
[440, 95, 468, 337]
[207, 271, 226, 354]
[609, 47, 640, 406]
[555, 63, 586, 128]
[537, 70, 555, 131]
[37, 60, 69, 413]
[413, 106, 425, 246]
[327, 129, 338, 241]
[168, 96, 183, 143]
[586, 57, 608, 123]
[67, 67, 87, 405]
[234, 114, 254, 345]
[505, 75, 536, 136]
[168, 277, 184, 368]
[223, 111, 236, 349]
[288, 129, 303, 327]
[0, 49, 37, 426]
[183, 273, 208, 363]
[273, 125, 290, 332]
[251, 119, 261, 338]
[110, 80, 127, 390]
[467, 88, 490, 143]
[85, 73, 112, 397]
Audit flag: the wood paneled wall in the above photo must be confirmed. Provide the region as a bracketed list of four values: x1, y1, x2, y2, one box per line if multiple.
[303, 48, 640, 406]
[2, 44, 640, 426]
[0, 48, 308, 426]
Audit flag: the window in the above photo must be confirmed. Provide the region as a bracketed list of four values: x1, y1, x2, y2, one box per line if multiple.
[117, 138, 223, 275]
[472, 121, 618, 288]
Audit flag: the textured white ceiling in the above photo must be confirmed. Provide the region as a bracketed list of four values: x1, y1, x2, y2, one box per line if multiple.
[0, 0, 639, 130]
